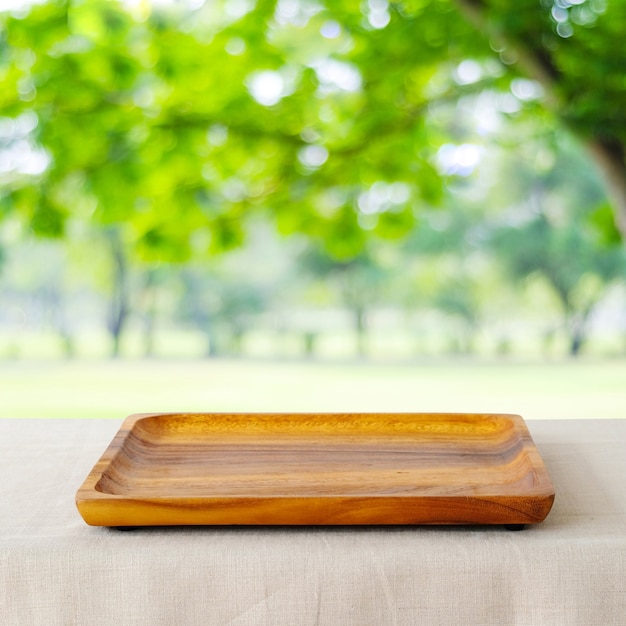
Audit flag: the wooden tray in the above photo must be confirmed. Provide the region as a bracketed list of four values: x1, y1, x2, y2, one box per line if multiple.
[76, 412, 555, 528]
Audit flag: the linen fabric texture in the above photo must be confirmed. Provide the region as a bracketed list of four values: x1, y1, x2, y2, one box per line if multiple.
[1, 418, 625, 626]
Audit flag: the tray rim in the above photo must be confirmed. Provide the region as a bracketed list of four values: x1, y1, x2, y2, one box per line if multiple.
[76, 411, 555, 527]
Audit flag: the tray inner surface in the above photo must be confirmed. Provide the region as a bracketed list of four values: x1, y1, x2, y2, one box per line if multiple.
[96, 414, 539, 498]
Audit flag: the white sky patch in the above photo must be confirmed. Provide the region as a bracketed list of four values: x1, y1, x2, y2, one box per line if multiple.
[497, 92, 522, 114]
[556, 21, 574, 37]
[224, 0, 253, 19]
[511, 78, 543, 101]
[551, 5, 570, 22]
[225, 37, 246, 56]
[0, 0, 44, 13]
[367, 0, 390, 29]
[132, 85, 156, 108]
[120, 0, 206, 11]
[310, 58, 362, 93]
[475, 107, 501, 135]
[300, 127, 321, 143]
[0, 111, 38, 137]
[454, 60, 482, 85]
[470, 91, 503, 136]
[247, 71, 286, 106]
[221, 177, 247, 202]
[274, 0, 322, 27]
[320, 20, 341, 39]
[207, 124, 228, 147]
[357, 181, 410, 214]
[0, 111, 50, 177]
[247, 66, 298, 106]
[437, 143, 482, 177]
[0, 140, 50, 176]
[298, 144, 328, 168]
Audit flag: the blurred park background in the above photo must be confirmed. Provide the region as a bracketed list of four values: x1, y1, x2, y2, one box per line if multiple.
[1, 0, 626, 419]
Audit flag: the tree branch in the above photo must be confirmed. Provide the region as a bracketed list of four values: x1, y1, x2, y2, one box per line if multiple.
[454, 0, 626, 239]
[453, 0, 561, 103]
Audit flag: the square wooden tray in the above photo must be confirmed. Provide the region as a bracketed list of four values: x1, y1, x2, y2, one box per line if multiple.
[76, 412, 555, 528]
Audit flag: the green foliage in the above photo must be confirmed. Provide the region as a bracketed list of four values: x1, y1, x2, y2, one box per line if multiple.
[2, 0, 626, 358]
[296, 241, 393, 355]
[0, 0, 530, 256]
[489, 157, 626, 355]
[589, 202, 623, 247]
[3, 0, 626, 253]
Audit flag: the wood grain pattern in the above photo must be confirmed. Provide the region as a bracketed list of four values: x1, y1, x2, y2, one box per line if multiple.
[76, 412, 555, 527]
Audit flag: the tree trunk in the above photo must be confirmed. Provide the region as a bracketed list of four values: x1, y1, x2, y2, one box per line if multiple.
[569, 331, 584, 357]
[229, 324, 245, 355]
[143, 309, 155, 358]
[354, 306, 367, 358]
[567, 305, 595, 358]
[302, 331, 317, 357]
[205, 321, 221, 357]
[141, 270, 158, 358]
[106, 230, 129, 358]
[568, 313, 588, 357]
[49, 290, 75, 359]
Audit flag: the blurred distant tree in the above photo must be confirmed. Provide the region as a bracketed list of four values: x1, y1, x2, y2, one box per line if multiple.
[0, 238, 79, 357]
[177, 265, 269, 356]
[492, 205, 626, 356]
[298, 245, 390, 357]
[433, 277, 482, 354]
[397, 199, 490, 354]
[105, 227, 129, 357]
[212, 281, 268, 354]
[482, 125, 626, 355]
[396, 119, 626, 356]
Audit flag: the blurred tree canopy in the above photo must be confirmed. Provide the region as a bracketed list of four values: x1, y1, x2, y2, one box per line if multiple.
[1, 0, 625, 263]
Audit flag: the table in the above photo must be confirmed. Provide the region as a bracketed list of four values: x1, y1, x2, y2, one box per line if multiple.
[1, 418, 625, 626]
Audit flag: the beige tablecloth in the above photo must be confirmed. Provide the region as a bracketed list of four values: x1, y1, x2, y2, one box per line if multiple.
[1, 418, 625, 626]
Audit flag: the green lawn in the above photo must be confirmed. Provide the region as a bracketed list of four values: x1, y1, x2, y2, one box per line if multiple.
[1, 357, 625, 420]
